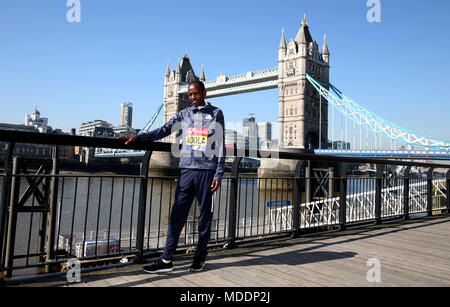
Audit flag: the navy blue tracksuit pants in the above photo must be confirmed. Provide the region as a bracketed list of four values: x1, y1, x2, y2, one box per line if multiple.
[162, 169, 215, 261]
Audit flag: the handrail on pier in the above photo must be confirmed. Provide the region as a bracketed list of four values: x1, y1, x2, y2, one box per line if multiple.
[1, 129, 449, 168]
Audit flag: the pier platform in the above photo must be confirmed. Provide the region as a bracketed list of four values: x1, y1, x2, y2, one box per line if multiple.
[11, 215, 450, 287]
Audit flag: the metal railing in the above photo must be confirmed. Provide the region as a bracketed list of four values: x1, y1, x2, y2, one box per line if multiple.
[0, 129, 449, 283]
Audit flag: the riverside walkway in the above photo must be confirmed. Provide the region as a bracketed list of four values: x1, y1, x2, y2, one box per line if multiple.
[2, 130, 450, 288]
[13, 215, 450, 287]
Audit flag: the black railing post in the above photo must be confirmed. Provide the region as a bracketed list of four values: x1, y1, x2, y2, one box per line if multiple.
[403, 167, 411, 221]
[338, 163, 349, 230]
[45, 146, 60, 273]
[427, 168, 434, 217]
[38, 169, 49, 263]
[305, 161, 311, 204]
[446, 170, 450, 214]
[5, 157, 21, 278]
[375, 164, 384, 225]
[227, 157, 242, 249]
[328, 167, 335, 225]
[328, 167, 335, 199]
[135, 151, 152, 263]
[0, 142, 15, 281]
[292, 160, 305, 237]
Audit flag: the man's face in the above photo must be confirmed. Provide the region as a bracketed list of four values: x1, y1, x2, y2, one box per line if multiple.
[188, 83, 207, 108]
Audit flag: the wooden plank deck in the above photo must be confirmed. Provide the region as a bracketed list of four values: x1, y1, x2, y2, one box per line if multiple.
[11, 215, 450, 287]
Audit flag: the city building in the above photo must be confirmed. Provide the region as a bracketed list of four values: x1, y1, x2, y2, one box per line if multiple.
[78, 120, 113, 137]
[92, 127, 115, 138]
[120, 102, 133, 128]
[113, 126, 139, 137]
[78, 102, 139, 139]
[225, 129, 248, 149]
[243, 114, 258, 150]
[224, 129, 237, 149]
[257, 122, 272, 149]
[77, 122, 115, 165]
[0, 123, 37, 133]
[117, 102, 139, 136]
[25, 107, 49, 133]
[0, 123, 73, 160]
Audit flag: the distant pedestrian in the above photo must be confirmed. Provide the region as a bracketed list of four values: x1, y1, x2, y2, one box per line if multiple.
[118, 80, 225, 273]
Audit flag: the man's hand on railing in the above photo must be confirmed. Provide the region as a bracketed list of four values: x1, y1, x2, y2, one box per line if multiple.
[211, 180, 221, 193]
[117, 136, 136, 145]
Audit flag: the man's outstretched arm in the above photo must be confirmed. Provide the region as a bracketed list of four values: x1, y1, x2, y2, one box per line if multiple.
[117, 113, 182, 145]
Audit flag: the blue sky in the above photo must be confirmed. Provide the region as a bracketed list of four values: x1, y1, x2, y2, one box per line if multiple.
[1, 0, 449, 146]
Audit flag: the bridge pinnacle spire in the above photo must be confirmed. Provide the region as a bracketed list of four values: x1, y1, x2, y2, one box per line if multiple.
[302, 14, 308, 26]
[322, 34, 329, 55]
[176, 58, 181, 74]
[165, 61, 170, 76]
[322, 34, 330, 63]
[295, 14, 312, 45]
[295, 24, 307, 44]
[279, 28, 287, 49]
[200, 64, 205, 81]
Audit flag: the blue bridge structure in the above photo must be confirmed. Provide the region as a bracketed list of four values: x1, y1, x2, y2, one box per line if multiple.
[95, 68, 450, 159]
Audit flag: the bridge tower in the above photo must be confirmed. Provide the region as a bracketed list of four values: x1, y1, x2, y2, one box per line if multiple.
[278, 15, 330, 149]
[163, 53, 199, 143]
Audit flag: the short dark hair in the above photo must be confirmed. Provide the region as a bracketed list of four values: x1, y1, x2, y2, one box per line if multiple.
[189, 80, 206, 92]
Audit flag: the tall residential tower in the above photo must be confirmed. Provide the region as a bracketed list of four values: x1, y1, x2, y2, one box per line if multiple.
[120, 102, 133, 128]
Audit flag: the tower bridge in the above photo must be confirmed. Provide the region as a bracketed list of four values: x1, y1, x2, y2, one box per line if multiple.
[95, 15, 450, 159]
[163, 15, 329, 149]
[178, 67, 278, 98]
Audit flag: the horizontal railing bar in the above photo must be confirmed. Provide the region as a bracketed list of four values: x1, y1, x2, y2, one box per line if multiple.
[0, 129, 171, 152]
[0, 251, 138, 273]
[13, 252, 45, 259]
[17, 206, 48, 213]
[1, 174, 182, 181]
[7, 174, 145, 178]
[1, 129, 450, 168]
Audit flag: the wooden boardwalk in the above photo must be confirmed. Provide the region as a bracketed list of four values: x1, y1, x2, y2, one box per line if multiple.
[12, 215, 450, 287]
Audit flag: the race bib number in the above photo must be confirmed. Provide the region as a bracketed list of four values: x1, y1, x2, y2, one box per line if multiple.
[186, 128, 208, 152]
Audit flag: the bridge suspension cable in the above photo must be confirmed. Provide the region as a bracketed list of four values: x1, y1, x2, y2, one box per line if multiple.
[137, 102, 163, 135]
[95, 102, 163, 158]
[306, 74, 450, 151]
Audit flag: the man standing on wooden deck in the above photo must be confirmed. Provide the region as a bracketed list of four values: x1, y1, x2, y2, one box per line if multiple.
[118, 80, 225, 273]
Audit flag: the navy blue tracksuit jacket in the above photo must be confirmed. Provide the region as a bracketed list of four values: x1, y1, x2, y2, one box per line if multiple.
[136, 102, 225, 260]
